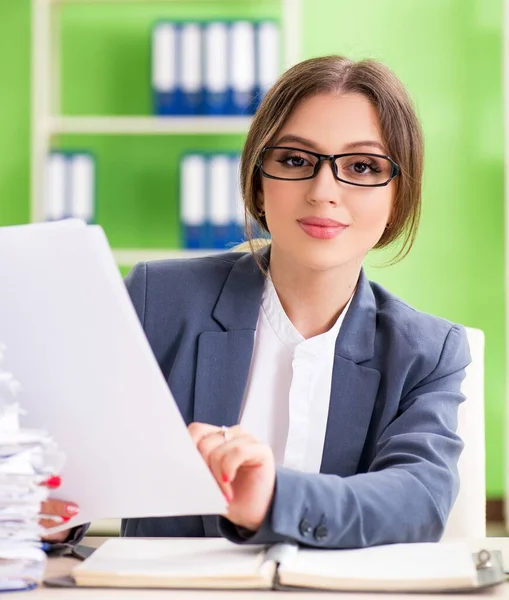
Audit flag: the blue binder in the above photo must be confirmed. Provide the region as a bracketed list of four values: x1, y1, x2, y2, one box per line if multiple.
[45, 152, 68, 221]
[152, 22, 178, 115]
[68, 153, 95, 224]
[229, 21, 256, 115]
[203, 22, 229, 115]
[208, 154, 231, 249]
[180, 154, 207, 248]
[44, 151, 96, 223]
[255, 21, 280, 110]
[177, 22, 203, 115]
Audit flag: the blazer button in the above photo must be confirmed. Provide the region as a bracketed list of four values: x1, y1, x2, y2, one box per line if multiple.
[299, 519, 313, 536]
[314, 524, 329, 541]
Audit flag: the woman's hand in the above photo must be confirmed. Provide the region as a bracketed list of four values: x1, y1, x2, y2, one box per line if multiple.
[39, 476, 80, 543]
[188, 423, 276, 532]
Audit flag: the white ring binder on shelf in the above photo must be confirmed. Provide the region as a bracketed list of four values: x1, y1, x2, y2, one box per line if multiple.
[230, 21, 256, 115]
[204, 22, 229, 115]
[152, 22, 177, 116]
[208, 154, 231, 249]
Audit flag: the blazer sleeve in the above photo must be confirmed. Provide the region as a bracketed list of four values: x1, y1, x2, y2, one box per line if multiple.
[220, 324, 471, 548]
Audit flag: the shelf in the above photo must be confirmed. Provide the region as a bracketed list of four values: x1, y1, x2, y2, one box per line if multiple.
[49, 0, 275, 3]
[32, 0, 301, 221]
[47, 116, 253, 135]
[112, 248, 223, 264]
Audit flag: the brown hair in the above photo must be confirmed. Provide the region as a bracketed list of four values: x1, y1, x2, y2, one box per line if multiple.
[240, 55, 424, 263]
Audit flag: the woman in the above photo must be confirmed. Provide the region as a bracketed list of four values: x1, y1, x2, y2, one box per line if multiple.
[41, 55, 470, 549]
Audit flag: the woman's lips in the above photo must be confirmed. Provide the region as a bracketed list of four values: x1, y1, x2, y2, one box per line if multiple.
[297, 217, 348, 240]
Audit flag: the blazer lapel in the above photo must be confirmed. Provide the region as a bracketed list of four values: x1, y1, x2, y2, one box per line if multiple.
[192, 249, 268, 427]
[320, 270, 381, 477]
[192, 250, 268, 538]
[193, 329, 256, 427]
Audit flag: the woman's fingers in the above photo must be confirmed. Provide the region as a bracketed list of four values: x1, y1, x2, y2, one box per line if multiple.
[40, 499, 79, 521]
[188, 422, 220, 445]
[189, 423, 252, 502]
[195, 430, 236, 502]
[39, 499, 79, 541]
[37, 476, 80, 543]
[188, 422, 276, 531]
[211, 438, 272, 483]
[188, 422, 244, 446]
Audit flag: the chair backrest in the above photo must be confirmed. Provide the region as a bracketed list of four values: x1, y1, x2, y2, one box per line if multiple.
[442, 326, 486, 538]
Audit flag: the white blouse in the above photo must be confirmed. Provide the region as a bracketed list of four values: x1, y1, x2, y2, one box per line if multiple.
[239, 275, 353, 473]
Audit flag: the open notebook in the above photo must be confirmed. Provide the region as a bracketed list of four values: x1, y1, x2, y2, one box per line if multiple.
[47, 538, 505, 593]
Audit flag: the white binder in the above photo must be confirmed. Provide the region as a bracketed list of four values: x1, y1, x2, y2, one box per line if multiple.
[257, 21, 280, 102]
[203, 22, 229, 114]
[69, 154, 95, 223]
[44, 153, 67, 221]
[230, 21, 256, 114]
[179, 22, 202, 114]
[208, 154, 231, 248]
[180, 154, 206, 248]
[152, 22, 177, 114]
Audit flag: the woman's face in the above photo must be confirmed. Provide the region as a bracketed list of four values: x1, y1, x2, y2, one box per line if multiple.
[259, 92, 396, 272]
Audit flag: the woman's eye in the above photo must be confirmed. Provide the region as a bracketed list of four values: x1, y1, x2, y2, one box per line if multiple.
[352, 162, 371, 173]
[286, 155, 308, 167]
[348, 160, 382, 175]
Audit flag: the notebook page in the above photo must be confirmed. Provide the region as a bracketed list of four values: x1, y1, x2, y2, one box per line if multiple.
[73, 538, 276, 589]
[278, 541, 478, 591]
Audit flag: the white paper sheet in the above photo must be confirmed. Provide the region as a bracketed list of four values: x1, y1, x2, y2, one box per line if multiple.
[0, 220, 227, 532]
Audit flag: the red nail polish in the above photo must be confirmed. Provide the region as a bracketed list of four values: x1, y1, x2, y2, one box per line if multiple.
[222, 473, 229, 483]
[65, 504, 80, 516]
[45, 476, 61, 489]
[62, 516, 71, 523]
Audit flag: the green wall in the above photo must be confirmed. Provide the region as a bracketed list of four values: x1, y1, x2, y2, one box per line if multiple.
[0, 0, 505, 495]
[0, 0, 30, 225]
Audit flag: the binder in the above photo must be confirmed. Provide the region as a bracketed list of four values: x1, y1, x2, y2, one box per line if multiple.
[44, 152, 67, 221]
[152, 22, 178, 115]
[256, 21, 279, 107]
[68, 153, 95, 223]
[180, 154, 206, 248]
[178, 22, 203, 115]
[203, 22, 229, 115]
[229, 21, 256, 115]
[208, 154, 231, 249]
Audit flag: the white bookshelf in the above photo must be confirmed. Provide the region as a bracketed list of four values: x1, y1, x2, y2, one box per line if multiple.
[46, 115, 255, 135]
[31, 0, 301, 263]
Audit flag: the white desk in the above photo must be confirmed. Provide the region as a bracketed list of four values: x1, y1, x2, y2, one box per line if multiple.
[6, 537, 509, 598]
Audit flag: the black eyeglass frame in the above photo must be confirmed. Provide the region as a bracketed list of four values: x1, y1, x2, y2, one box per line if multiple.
[257, 146, 401, 188]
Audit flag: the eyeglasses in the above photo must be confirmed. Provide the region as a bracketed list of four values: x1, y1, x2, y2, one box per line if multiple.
[257, 146, 400, 187]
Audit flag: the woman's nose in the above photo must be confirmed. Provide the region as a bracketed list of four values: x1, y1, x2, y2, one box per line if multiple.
[306, 159, 342, 205]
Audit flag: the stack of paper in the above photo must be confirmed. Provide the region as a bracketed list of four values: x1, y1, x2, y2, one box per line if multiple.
[0, 347, 64, 592]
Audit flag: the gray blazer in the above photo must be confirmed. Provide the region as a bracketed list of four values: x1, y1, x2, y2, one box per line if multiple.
[120, 249, 470, 548]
